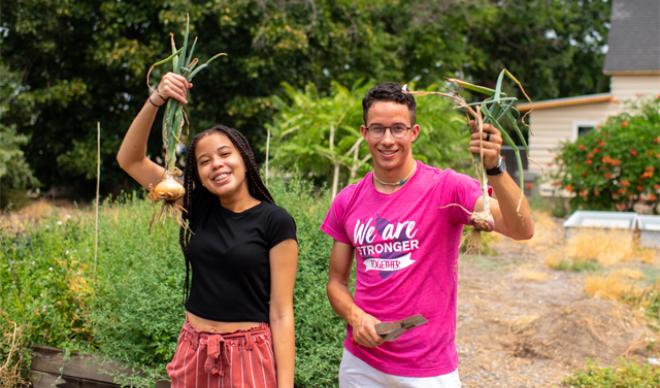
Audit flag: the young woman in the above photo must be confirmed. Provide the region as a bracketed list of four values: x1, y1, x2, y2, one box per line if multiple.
[117, 72, 298, 387]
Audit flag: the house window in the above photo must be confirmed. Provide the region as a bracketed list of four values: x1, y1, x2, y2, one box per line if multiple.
[577, 125, 594, 137]
[572, 121, 598, 140]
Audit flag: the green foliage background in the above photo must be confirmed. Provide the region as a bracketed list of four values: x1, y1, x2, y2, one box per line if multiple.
[268, 81, 469, 190]
[0, 179, 345, 386]
[562, 359, 660, 388]
[0, 64, 39, 209]
[0, 0, 612, 198]
[553, 98, 660, 213]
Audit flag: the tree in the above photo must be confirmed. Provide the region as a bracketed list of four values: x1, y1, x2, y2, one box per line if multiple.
[2, 0, 612, 196]
[464, 0, 611, 100]
[267, 81, 369, 197]
[0, 63, 38, 209]
[1, 0, 423, 194]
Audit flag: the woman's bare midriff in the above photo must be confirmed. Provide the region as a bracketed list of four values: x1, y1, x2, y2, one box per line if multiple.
[186, 311, 262, 333]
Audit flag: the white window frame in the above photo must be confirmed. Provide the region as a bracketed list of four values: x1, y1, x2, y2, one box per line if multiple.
[571, 121, 598, 141]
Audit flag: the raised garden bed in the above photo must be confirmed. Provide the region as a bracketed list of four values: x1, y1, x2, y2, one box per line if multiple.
[563, 211, 637, 239]
[30, 346, 169, 388]
[636, 215, 660, 249]
[563, 211, 660, 249]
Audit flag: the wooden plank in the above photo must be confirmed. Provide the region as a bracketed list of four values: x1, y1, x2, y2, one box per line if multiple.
[30, 370, 64, 388]
[31, 346, 130, 384]
[30, 346, 171, 387]
[31, 369, 121, 387]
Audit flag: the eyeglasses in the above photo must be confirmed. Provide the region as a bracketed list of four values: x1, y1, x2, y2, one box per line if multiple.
[365, 124, 413, 138]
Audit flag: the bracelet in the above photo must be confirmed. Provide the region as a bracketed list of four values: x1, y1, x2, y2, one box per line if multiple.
[154, 89, 167, 103]
[147, 96, 163, 108]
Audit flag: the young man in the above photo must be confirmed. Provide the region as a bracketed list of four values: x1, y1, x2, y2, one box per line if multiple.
[322, 83, 534, 387]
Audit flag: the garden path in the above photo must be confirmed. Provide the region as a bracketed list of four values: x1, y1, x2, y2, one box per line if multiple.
[457, 214, 657, 387]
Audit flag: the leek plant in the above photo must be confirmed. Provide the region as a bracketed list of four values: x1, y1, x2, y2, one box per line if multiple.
[408, 69, 531, 231]
[146, 15, 226, 222]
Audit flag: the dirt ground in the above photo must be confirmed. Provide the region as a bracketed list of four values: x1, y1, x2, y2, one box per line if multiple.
[457, 215, 658, 387]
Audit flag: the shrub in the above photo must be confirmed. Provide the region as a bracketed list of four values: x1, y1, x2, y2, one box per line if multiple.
[269, 178, 344, 387]
[0, 214, 94, 350]
[547, 258, 600, 272]
[553, 98, 660, 212]
[562, 359, 660, 387]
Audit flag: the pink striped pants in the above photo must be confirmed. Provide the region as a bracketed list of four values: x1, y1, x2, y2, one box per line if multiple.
[166, 321, 277, 388]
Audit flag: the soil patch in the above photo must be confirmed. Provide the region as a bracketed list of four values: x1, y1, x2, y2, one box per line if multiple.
[457, 212, 658, 387]
[511, 298, 654, 366]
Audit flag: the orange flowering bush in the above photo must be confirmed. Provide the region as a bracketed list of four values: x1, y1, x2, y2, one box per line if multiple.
[554, 98, 660, 212]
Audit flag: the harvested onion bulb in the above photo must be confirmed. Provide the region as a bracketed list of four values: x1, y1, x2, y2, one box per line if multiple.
[149, 172, 185, 202]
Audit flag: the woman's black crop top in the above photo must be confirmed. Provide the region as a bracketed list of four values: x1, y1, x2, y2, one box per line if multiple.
[184, 194, 296, 322]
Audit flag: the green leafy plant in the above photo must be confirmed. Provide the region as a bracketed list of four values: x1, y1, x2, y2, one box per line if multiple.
[267, 81, 369, 198]
[562, 359, 660, 387]
[553, 98, 660, 213]
[267, 81, 468, 197]
[547, 258, 600, 272]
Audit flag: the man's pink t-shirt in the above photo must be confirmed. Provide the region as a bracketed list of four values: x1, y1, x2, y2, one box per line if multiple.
[321, 161, 483, 377]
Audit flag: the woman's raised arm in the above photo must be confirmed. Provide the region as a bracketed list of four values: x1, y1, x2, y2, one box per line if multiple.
[116, 72, 191, 189]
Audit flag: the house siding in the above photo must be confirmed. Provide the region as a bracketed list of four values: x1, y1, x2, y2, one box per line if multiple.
[526, 74, 659, 195]
[610, 74, 660, 102]
[527, 102, 616, 180]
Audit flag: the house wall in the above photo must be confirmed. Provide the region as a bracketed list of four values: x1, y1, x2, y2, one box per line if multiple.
[527, 101, 617, 193]
[527, 75, 660, 195]
[610, 74, 660, 102]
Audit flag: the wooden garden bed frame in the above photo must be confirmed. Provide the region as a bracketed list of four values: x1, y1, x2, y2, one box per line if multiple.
[30, 345, 169, 388]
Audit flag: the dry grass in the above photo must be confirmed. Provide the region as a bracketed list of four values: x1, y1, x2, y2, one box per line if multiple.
[635, 248, 658, 265]
[584, 272, 644, 301]
[540, 225, 657, 270]
[0, 199, 82, 235]
[0, 314, 27, 387]
[610, 268, 647, 281]
[544, 250, 599, 272]
[523, 210, 657, 271]
[584, 271, 660, 331]
[520, 210, 563, 249]
[513, 268, 550, 282]
[566, 229, 638, 265]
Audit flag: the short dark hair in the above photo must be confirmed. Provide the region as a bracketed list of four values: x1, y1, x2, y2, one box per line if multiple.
[362, 82, 416, 124]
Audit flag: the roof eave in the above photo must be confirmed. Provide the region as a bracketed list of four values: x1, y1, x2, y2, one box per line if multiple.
[517, 94, 614, 112]
[604, 69, 660, 76]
